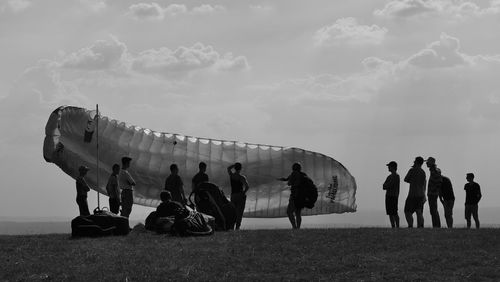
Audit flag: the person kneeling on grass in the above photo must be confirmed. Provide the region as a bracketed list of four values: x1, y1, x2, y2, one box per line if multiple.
[156, 191, 189, 220]
[156, 191, 212, 236]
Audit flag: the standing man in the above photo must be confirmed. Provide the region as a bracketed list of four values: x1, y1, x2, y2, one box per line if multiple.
[403, 156, 427, 228]
[279, 162, 305, 229]
[119, 157, 135, 218]
[75, 165, 91, 216]
[439, 170, 455, 228]
[464, 173, 482, 229]
[191, 162, 209, 192]
[383, 161, 400, 228]
[165, 164, 187, 205]
[228, 162, 250, 230]
[426, 157, 442, 228]
[106, 163, 121, 214]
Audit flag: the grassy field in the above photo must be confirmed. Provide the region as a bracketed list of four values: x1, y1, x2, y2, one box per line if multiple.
[1, 228, 499, 281]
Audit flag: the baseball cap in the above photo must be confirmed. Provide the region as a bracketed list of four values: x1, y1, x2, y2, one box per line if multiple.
[426, 157, 436, 165]
[386, 161, 397, 167]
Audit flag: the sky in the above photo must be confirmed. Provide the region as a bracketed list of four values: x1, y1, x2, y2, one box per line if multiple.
[1, 0, 500, 223]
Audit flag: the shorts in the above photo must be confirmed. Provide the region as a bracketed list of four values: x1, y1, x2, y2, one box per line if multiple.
[385, 195, 398, 215]
[404, 197, 424, 213]
[465, 204, 478, 219]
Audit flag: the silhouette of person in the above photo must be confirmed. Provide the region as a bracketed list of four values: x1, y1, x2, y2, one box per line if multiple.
[426, 157, 442, 228]
[464, 173, 482, 229]
[156, 191, 189, 219]
[191, 162, 209, 192]
[439, 170, 455, 228]
[75, 165, 91, 216]
[279, 162, 306, 229]
[228, 162, 250, 230]
[119, 157, 135, 218]
[383, 161, 400, 228]
[403, 156, 426, 228]
[106, 163, 121, 214]
[165, 164, 187, 205]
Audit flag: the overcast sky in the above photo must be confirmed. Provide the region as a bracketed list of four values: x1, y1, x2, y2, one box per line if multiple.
[1, 0, 500, 222]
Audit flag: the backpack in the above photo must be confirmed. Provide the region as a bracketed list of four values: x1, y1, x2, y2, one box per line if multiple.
[299, 175, 318, 209]
[189, 182, 236, 231]
[71, 210, 130, 237]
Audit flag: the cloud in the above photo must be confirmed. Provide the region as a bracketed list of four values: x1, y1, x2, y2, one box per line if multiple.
[191, 4, 225, 15]
[405, 33, 471, 68]
[374, 0, 500, 20]
[163, 4, 187, 16]
[252, 33, 500, 139]
[127, 3, 225, 20]
[249, 4, 273, 13]
[314, 18, 388, 47]
[59, 36, 128, 71]
[131, 42, 249, 76]
[3, 0, 31, 12]
[80, 0, 106, 12]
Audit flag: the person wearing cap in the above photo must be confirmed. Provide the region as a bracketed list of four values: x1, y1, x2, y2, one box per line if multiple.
[119, 157, 136, 218]
[106, 163, 121, 214]
[383, 161, 400, 228]
[403, 156, 426, 228]
[164, 164, 187, 205]
[464, 173, 482, 229]
[439, 170, 455, 228]
[75, 165, 91, 216]
[426, 157, 442, 228]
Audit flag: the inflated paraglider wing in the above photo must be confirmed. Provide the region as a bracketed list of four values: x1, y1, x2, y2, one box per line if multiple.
[44, 106, 357, 218]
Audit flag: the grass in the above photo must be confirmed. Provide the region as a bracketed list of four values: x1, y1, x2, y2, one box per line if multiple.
[1, 228, 499, 281]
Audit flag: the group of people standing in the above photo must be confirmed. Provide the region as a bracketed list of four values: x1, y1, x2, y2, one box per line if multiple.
[383, 156, 482, 229]
[75, 157, 311, 230]
[74, 157, 252, 230]
[75, 156, 136, 217]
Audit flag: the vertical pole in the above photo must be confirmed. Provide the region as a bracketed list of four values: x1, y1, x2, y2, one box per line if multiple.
[96, 104, 100, 210]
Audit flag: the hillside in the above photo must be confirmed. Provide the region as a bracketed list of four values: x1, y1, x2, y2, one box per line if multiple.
[1, 228, 499, 281]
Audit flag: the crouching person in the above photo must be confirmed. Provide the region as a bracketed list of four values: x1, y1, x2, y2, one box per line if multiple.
[157, 191, 189, 219]
[156, 191, 212, 236]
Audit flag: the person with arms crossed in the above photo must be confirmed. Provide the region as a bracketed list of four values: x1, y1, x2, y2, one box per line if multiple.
[383, 161, 400, 228]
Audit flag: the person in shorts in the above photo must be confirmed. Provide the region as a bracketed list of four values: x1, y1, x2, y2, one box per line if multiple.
[383, 161, 400, 228]
[403, 157, 427, 228]
[464, 173, 481, 229]
[279, 163, 306, 229]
